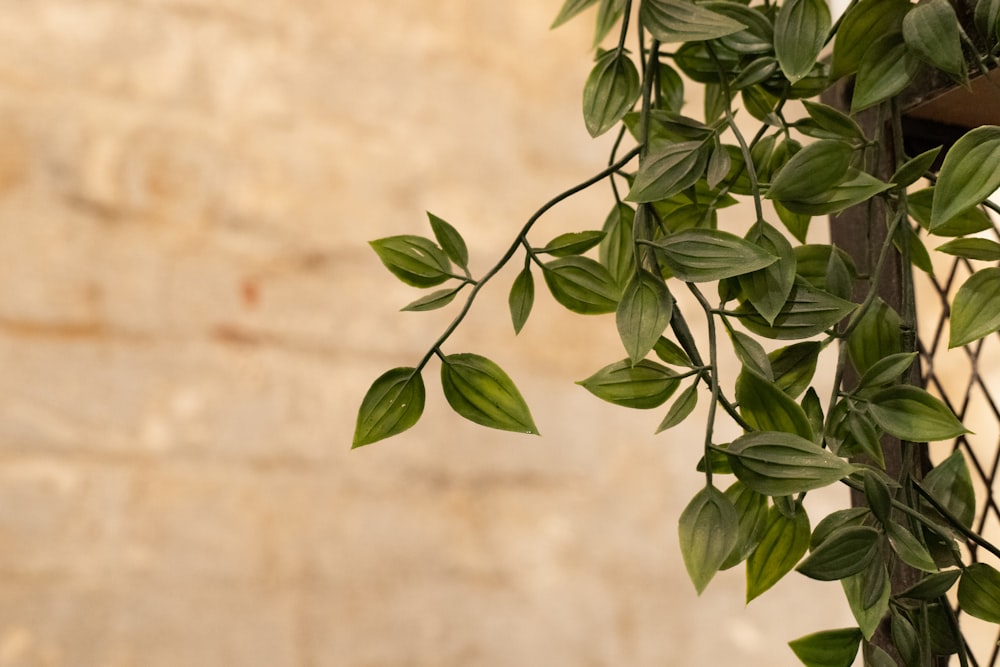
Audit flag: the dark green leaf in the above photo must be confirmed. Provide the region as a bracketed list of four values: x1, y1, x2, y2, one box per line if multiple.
[794, 245, 857, 292]
[617, 270, 674, 364]
[401, 285, 463, 312]
[898, 569, 961, 600]
[640, 0, 747, 43]
[653, 336, 694, 367]
[370, 235, 453, 287]
[847, 298, 902, 375]
[736, 370, 815, 440]
[864, 644, 896, 667]
[706, 141, 732, 189]
[593, 0, 626, 46]
[857, 352, 918, 391]
[811, 508, 870, 549]
[800, 100, 866, 143]
[909, 187, 994, 237]
[936, 238, 1000, 261]
[508, 266, 534, 334]
[652, 228, 778, 282]
[922, 449, 976, 528]
[950, 267, 1000, 347]
[551, 0, 599, 28]
[440, 353, 538, 434]
[656, 381, 698, 433]
[788, 627, 863, 667]
[958, 563, 1000, 623]
[705, 1, 774, 54]
[720, 481, 769, 569]
[886, 521, 939, 573]
[796, 526, 879, 581]
[658, 63, 685, 112]
[600, 203, 637, 287]
[730, 329, 773, 380]
[774, 0, 830, 84]
[778, 169, 892, 216]
[975, 0, 1000, 43]
[842, 562, 890, 640]
[543, 256, 621, 314]
[583, 51, 642, 137]
[739, 222, 797, 325]
[903, 0, 966, 80]
[626, 141, 710, 202]
[774, 200, 811, 243]
[891, 147, 941, 187]
[851, 33, 919, 112]
[578, 359, 680, 409]
[538, 230, 606, 257]
[831, 0, 910, 79]
[738, 279, 856, 340]
[725, 431, 856, 496]
[867, 385, 967, 442]
[678, 485, 739, 594]
[932, 125, 1000, 230]
[353, 368, 426, 447]
[862, 470, 893, 526]
[802, 388, 824, 441]
[746, 503, 810, 602]
[767, 140, 854, 202]
[428, 212, 469, 270]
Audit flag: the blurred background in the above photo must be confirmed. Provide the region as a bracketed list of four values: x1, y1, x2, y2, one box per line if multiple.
[0, 1, 863, 665]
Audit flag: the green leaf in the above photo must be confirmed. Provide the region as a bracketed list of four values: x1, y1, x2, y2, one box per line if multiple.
[706, 140, 732, 189]
[909, 187, 994, 237]
[551, 0, 599, 28]
[653, 336, 693, 367]
[774, 0, 830, 83]
[593, 0, 626, 46]
[508, 265, 534, 334]
[600, 203, 637, 287]
[898, 569, 961, 600]
[736, 371, 814, 441]
[902, 0, 966, 79]
[842, 562, 890, 640]
[720, 481, 769, 569]
[774, 200, 811, 243]
[831, 0, 910, 79]
[428, 213, 469, 271]
[922, 449, 976, 528]
[678, 485, 739, 594]
[731, 57, 779, 91]
[862, 470, 893, 526]
[656, 381, 698, 433]
[538, 230, 607, 257]
[851, 33, 919, 112]
[931, 126, 1000, 230]
[440, 353, 538, 434]
[802, 388, 824, 441]
[739, 222, 797, 325]
[847, 298, 902, 375]
[794, 245, 857, 291]
[652, 228, 778, 282]
[788, 627, 863, 667]
[543, 256, 621, 314]
[811, 508, 870, 549]
[657, 63, 685, 112]
[867, 385, 967, 442]
[936, 238, 1000, 261]
[950, 267, 1000, 347]
[706, 1, 774, 54]
[370, 235, 453, 288]
[738, 279, 856, 340]
[958, 563, 1000, 623]
[578, 359, 680, 409]
[769, 342, 821, 399]
[725, 431, 856, 496]
[975, 0, 1000, 43]
[857, 352, 918, 391]
[864, 644, 896, 667]
[401, 285, 463, 312]
[891, 146, 941, 187]
[746, 503, 810, 602]
[890, 607, 922, 667]
[626, 141, 710, 203]
[799, 100, 866, 143]
[353, 368, 426, 447]
[766, 140, 854, 202]
[582, 51, 642, 137]
[796, 526, 880, 581]
[730, 329, 773, 380]
[777, 169, 892, 216]
[617, 271, 674, 364]
[639, 0, 747, 43]
[886, 521, 939, 573]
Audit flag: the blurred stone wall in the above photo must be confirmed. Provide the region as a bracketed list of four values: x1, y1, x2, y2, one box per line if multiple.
[0, 1, 851, 665]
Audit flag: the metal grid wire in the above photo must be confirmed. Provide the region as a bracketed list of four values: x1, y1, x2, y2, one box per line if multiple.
[916, 219, 1000, 666]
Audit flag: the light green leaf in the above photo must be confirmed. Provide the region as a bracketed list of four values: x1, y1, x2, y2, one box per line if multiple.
[898, 570, 961, 601]
[626, 141, 710, 203]
[936, 238, 1000, 261]
[902, 0, 966, 79]
[851, 33, 919, 112]
[931, 126, 1000, 230]
[736, 370, 814, 441]
[766, 140, 854, 202]
[617, 270, 674, 364]
[583, 51, 641, 137]
[778, 168, 892, 216]
[738, 222, 797, 325]
[950, 268, 1000, 348]
[811, 508, 870, 550]
[600, 203, 637, 287]
[353, 368, 426, 447]
[725, 431, 856, 496]
[538, 230, 606, 257]
[578, 359, 680, 409]
[440, 353, 538, 434]
[891, 146, 941, 187]
[543, 256, 621, 314]
[958, 563, 1000, 623]
[922, 449, 976, 528]
[799, 100, 866, 143]
[796, 526, 880, 581]
[831, 0, 910, 79]
[551, 0, 599, 28]
[788, 627, 863, 667]
[847, 298, 902, 375]
[428, 212, 469, 271]
[857, 352, 918, 391]
[738, 279, 857, 340]
[370, 235, 453, 288]
[746, 503, 810, 602]
[842, 563, 890, 640]
[652, 228, 778, 282]
[909, 187, 993, 237]
[640, 0, 747, 43]
[774, 0, 830, 84]
[867, 385, 968, 442]
[678, 486, 739, 594]
[720, 481, 769, 570]
[508, 265, 534, 334]
[886, 521, 939, 573]
[401, 285, 463, 312]
[656, 381, 698, 433]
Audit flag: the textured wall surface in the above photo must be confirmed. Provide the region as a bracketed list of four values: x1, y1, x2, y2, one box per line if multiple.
[0, 1, 852, 665]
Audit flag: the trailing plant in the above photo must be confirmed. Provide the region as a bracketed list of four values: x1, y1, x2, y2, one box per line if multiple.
[354, 0, 1000, 663]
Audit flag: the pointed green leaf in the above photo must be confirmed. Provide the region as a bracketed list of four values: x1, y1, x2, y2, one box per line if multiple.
[440, 353, 538, 434]
[428, 213, 469, 271]
[867, 385, 967, 442]
[909, 187, 994, 237]
[842, 562, 890, 640]
[975, 0, 1000, 43]
[617, 270, 674, 364]
[922, 449, 976, 528]
[401, 285, 463, 312]
[538, 230, 606, 257]
[770, 342, 821, 398]
[766, 140, 854, 202]
[653, 336, 694, 367]
[891, 146, 941, 187]
[583, 51, 641, 138]
[811, 508, 870, 550]
[657, 62, 685, 112]
[738, 279, 857, 340]
[958, 563, 1000, 623]
[898, 569, 961, 601]
[652, 228, 778, 282]
[778, 169, 892, 216]
[706, 140, 732, 189]
[370, 235, 453, 288]
[862, 470, 893, 526]
[600, 203, 637, 287]
[551, 0, 599, 28]
[800, 101, 866, 142]
[851, 33, 919, 112]
[542, 256, 621, 314]
[508, 265, 535, 334]
[886, 521, 939, 573]
[857, 352, 918, 391]
[730, 329, 773, 380]
[593, 0, 626, 46]
[736, 371, 815, 440]
[831, 0, 910, 78]
[936, 238, 1000, 261]
[731, 57, 780, 91]
[725, 431, 856, 496]
[720, 481, 769, 570]
[655, 381, 698, 433]
[932, 126, 1000, 230]
[626, 140, 710, 203]
[746, 503, 810, 602]
[789, 627, 863, 667]
[678, 485, 739, 594]
[903, 0, 966, 79]
[640, 0, 747, 43]
[706, 1, 774, 54]
[579, 359, 680, 409]
[847, 298, 902, 375]
[774, 200, 811, 243]
[796, 526, 879, 581]
[353, 368, 426, 447]
[950, 267, 1000, 347]
[739, 222, 797, 325]
[774, 0, 829, 83]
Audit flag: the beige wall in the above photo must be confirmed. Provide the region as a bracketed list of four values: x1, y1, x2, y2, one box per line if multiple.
[0, 1, 853, 665]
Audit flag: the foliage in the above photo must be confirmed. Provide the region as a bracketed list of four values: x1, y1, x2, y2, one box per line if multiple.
[355, 0, 1000, 662]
